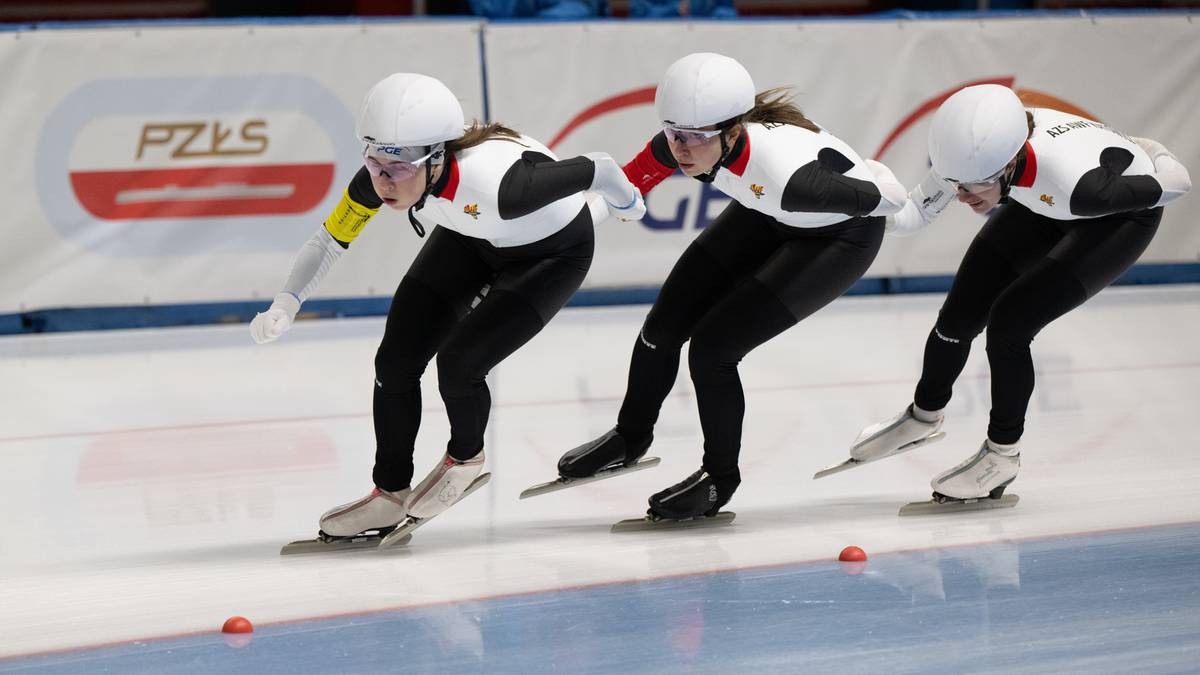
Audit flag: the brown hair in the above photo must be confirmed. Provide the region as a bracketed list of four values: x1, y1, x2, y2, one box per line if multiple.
[1026, 111, 1035, 139]
[446, 121, 521, 153]
[735, 88, 821, 133]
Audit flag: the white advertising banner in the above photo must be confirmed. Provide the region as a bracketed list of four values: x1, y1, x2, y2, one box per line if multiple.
[485, 14, 1200, 288]
[1, 15, 1196, 317]
[0, 20, 484, 315]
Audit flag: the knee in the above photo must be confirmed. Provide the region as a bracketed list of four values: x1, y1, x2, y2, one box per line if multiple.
[374, 344, 429, 390]
[984, 299, 1038, 351]
[933, 306, 986, 344]
[639, 310, 689, 352]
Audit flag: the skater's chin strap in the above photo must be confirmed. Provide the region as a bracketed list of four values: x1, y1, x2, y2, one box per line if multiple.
[406, 146, 442, 238]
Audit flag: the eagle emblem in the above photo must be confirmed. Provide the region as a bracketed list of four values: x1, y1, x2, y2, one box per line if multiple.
[1040, 194, 1055, 207]
[750, 184, 765, 200]
[464, 204, 480, 219]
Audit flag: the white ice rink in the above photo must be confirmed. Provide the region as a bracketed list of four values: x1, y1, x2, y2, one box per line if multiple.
[1, 285, 1198, 667]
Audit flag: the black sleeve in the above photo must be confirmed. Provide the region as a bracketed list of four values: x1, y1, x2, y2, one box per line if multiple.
[780, 148, 882, 216]
[348, 166, 383, 209]
[497, 151, 595, 220]
[649, 131, 679, 169]
[1069, 147, 1164, 217]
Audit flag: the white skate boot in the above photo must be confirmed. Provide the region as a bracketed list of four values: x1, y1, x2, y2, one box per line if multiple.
[319, 487, 411, 537]
[378, 450, 492, 548]
[899, 441, 1021, 516]
[279, 486, 410, 555]
[814, 405, 945, 479]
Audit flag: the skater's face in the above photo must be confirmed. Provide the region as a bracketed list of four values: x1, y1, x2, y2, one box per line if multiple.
[364, 148, 444, 211]
[665, 124, 742, 177]
[954, 157, 1018, 215]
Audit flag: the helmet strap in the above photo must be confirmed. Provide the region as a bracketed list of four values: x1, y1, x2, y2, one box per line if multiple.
[997, 149, 1025, 203]
[697, 121, 738, 184]
[406, 145, 435, 238]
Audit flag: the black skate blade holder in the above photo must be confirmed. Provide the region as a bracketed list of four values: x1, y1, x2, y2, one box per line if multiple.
[519, 457, 661, 499]
[610, 510, 736, 533]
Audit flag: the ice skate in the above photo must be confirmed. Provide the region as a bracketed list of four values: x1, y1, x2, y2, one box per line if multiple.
[378, 451, 491, 548]
[899, 441, 1021, 516]
[611, 468, 737, 532]
[280, 527, 411, 555]
[280, 487, 411, 555]
[520, 428, 659, 499]
[814, 405, 945, 479]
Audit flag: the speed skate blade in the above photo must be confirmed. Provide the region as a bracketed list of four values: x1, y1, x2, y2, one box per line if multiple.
[899, 493, 1019, 516]
[813, 432, 946, 479]
[610, 510, 736, 533]
[377, 473, 492, 549]
[280, 530, 410, 555]
[520, 457, 661, 499]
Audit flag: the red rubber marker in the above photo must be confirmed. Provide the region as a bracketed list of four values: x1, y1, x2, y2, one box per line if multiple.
[838, 546, 868, 562]
[222, 616, 254, 634]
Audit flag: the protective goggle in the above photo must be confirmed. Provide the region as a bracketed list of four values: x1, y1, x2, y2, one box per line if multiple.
[363, 145, 442, 182]
[949, 164, 1009, 193]
[662, 125, 724, 147]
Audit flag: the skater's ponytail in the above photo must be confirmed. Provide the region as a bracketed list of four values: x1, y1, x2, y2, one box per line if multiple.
[446, 122, 522, 153]
[736, 88, 820, 133]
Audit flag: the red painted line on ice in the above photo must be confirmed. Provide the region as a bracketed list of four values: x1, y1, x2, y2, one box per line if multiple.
[2, 517, 1198, 663]
[1, 360, 1198, 446]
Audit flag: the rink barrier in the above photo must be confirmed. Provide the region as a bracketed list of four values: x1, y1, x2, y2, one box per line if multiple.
[2, 262, 1196, 335]
[0, 8, 1193, 33]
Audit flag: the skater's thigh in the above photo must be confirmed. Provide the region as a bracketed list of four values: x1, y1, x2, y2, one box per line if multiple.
[405, 226, 497, 319]
[644, 204, 781, 342]
[1046, 209, 1160, 297]
[936, 205, 1061, 336]
[755, 217, 883, 321]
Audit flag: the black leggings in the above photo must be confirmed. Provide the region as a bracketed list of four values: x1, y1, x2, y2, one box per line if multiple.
[616, 201, 884, 477]
[371, 209, 593, 491]
[914, 202, 1161, 445]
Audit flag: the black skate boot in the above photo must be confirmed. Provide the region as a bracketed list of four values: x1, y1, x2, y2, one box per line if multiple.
[557, 427, 652, 478]
[609, 467, 739, 531]
[520, 427, 660, 499]
[647, 467, 740, 520]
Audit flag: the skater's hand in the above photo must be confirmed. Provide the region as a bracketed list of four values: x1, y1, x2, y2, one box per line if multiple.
[610, 186, 646, 222]
[1130, 136, 1176, 164]
[586, 152, 647, 222]
[250, 293, 300, 344]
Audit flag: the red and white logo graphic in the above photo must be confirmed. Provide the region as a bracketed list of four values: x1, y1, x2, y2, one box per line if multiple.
[69, 112, 334, 220]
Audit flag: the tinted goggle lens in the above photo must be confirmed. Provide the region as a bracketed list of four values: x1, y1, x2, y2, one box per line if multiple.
[363, 146, 440, 181]
[663, 126, 723, 147]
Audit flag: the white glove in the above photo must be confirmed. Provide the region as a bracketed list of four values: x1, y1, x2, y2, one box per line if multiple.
[1130, 137, 1191, 206]
[887, 169, 956, 237]
[585, 152, 647, 221]
[863, 159, 907, 217]
[1130, 136, 1176, 164]
[250, 292, 300, 344]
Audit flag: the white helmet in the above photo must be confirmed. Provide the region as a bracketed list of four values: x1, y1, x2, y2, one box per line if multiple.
[356, 73, 465, 149]
[655, 52, 755, 129]
[928, 84, 1028, 184]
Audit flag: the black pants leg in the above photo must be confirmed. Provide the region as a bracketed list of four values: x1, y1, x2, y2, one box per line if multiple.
[436, 212, 594, 460]
[615, 202, 784, 437]
[984, 209, 1159, 443]
[689, 219, 884, 475]
[914, 204, 1064, 414]
[372, 229, 493, 491]
[914, 202, 1160, 444]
